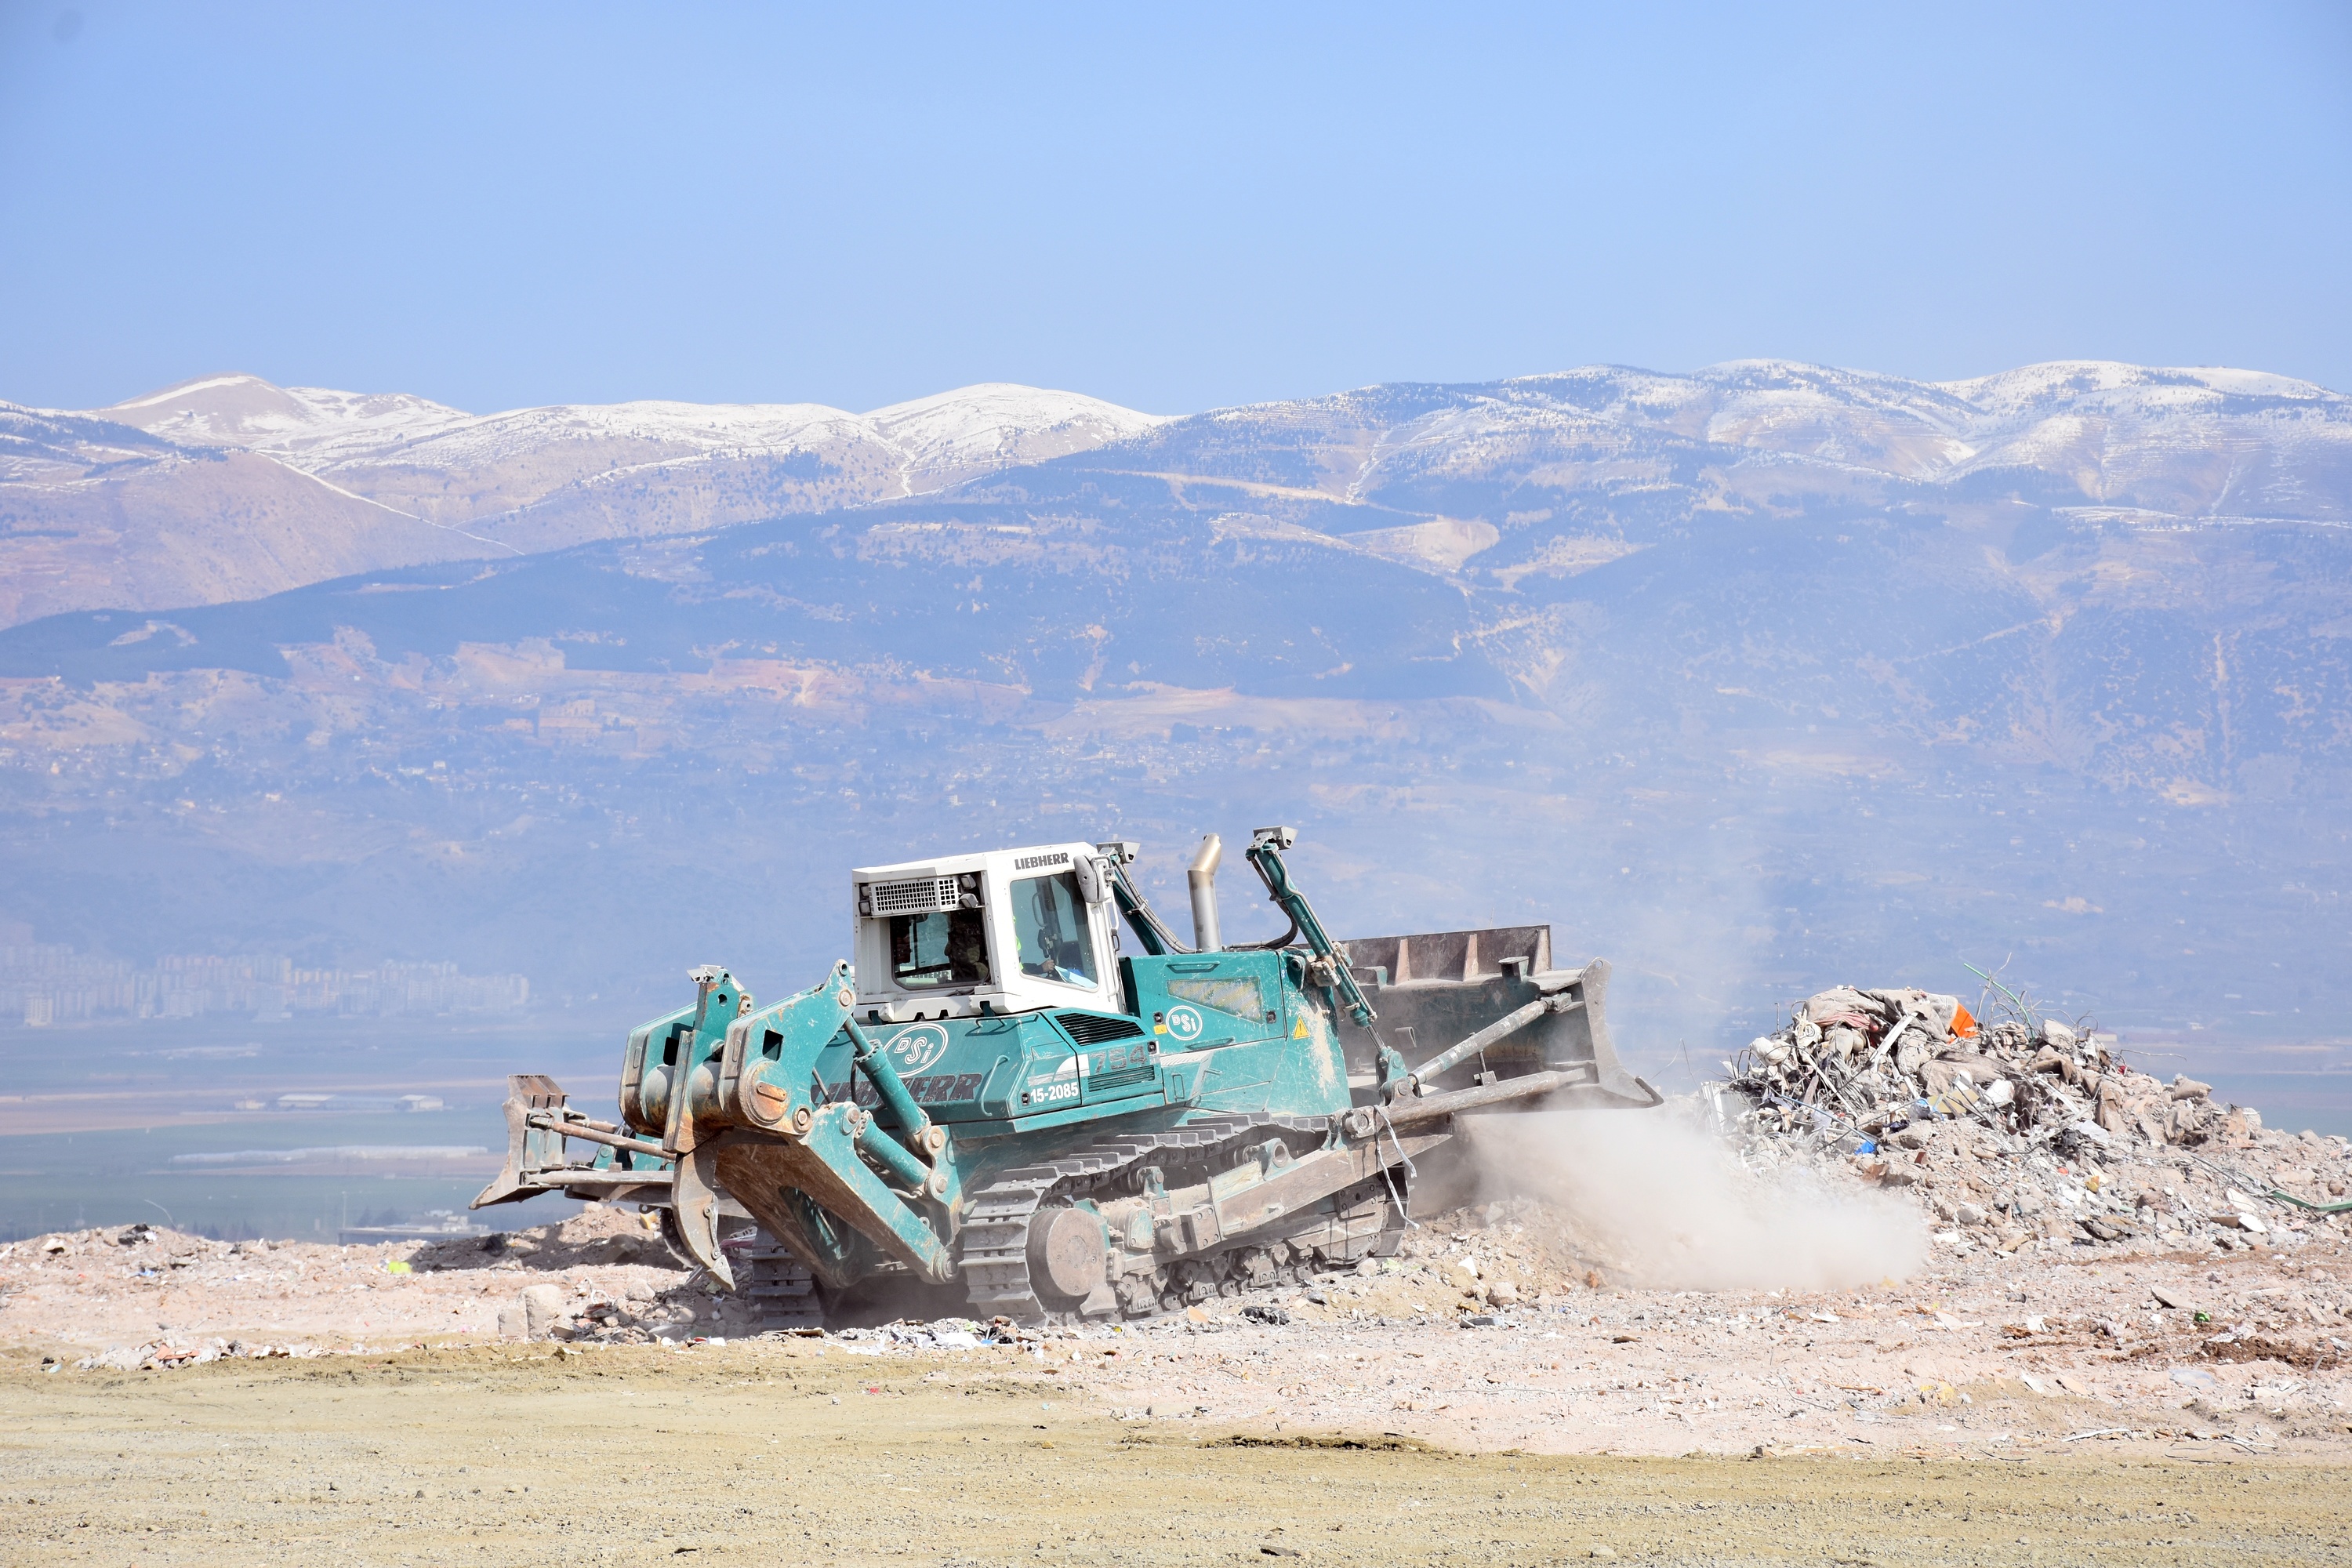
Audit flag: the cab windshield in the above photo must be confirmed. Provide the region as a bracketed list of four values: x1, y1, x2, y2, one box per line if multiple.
[1012, 871, 1097, 989]
[887, 907, 991, 990]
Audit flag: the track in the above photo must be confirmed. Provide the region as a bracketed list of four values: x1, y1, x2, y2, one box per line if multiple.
[957, 1112, 1407, 1325]
[742, 1237, 824, 1330]
[723, 1116, 1428, 1330]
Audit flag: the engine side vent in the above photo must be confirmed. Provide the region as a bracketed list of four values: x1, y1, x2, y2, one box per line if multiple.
[872, 876, 958, 916]
[1057, 1011, 1145, 1045]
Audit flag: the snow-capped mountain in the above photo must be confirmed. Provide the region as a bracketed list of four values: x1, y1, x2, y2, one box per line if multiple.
[100, 373, 478, 462]
[1100, 359, 2351, 531]
[96, 372, 1170, 543]
[865, 383, 1175, 489]
[0, 376, 1167, 623]
[0, 396, 494, 630]
[2, 360, 2344, 630]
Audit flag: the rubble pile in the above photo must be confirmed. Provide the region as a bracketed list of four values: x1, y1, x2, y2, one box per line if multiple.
[1726, 983, 2352, 1257]
[1730, 985, 2137, 1142]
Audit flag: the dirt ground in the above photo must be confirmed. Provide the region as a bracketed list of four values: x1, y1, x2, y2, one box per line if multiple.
[2, 1340, 2347, 1567]
[9, 1121, 2352, 1563]
[7, 1215, 2352, 1566]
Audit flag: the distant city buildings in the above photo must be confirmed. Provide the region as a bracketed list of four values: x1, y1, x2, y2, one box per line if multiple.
[0, 942, 529, 1026]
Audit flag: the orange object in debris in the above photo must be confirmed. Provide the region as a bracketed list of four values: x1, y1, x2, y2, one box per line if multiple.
[1951, 1001, 1978, 1039]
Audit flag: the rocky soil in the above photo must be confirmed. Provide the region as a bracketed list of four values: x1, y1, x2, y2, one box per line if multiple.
[0, 1204, 763, 1367]
[5, 1181, 2350, 1461]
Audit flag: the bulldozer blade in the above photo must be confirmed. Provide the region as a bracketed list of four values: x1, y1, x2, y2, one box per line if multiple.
[671, 1142, 735, 1290]
[1337, 935, 1659, 1108]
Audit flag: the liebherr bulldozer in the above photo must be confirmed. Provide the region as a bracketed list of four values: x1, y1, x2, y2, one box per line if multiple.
[476, 827, 1658, 1324]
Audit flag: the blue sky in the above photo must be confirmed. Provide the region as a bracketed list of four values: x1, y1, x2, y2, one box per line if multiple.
[2, 2, 2347, 415]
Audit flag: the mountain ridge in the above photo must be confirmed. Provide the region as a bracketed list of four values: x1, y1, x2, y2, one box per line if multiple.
[0, 376, 1174, 626]
[5, 358, 2343, 630]
[87, 372, 1173, 498]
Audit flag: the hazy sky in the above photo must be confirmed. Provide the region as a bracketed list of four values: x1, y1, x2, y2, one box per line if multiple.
[3, 2, 2347, 416]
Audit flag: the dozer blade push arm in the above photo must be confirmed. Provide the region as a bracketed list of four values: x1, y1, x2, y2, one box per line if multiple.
[1403, 988, 1596, 1094]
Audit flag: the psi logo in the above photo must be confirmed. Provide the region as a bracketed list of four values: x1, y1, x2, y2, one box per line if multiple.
[885, 1022, 952, 1074]
[1163, 1004, 1204, 1044]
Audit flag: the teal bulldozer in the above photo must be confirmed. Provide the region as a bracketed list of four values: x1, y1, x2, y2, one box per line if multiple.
[475, 827, 1657, 1323]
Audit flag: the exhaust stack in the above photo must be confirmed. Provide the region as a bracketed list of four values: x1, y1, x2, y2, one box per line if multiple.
[1187, 833, 1224, 951]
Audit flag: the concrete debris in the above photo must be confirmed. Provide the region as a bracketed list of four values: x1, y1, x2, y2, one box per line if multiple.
[1730, 986, 2134, 1145]
[825, 1319, 996, 1352]
[518, 1283, 568, 1340]
[75, 1337, 325, 1371]
[1722, 981, 2352, 1259]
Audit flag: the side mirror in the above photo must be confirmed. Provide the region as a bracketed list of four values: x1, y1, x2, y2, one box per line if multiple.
[1073, 854, 1112, 906]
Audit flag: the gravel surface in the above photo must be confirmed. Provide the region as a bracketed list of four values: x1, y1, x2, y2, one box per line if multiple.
[5, 1189, 2349, 1460]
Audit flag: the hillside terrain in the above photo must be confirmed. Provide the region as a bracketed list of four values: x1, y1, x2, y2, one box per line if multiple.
[0, 359, 2345, 1076]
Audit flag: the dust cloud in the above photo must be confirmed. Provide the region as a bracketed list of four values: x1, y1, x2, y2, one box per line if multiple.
[1463, 1106, 1928, 1292]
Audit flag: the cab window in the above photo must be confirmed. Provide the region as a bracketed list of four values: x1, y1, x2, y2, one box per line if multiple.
[1012, 871, 1097, 989]
[888, 908, 991, 990]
